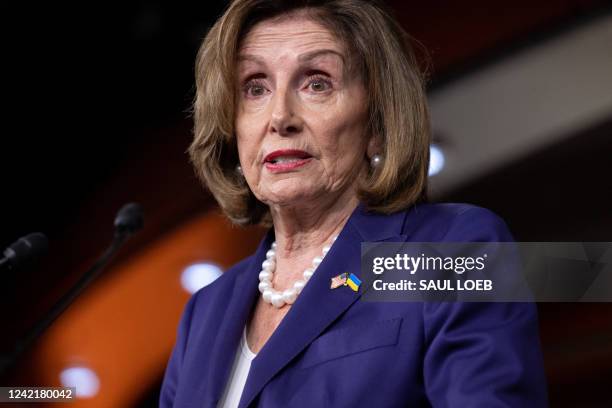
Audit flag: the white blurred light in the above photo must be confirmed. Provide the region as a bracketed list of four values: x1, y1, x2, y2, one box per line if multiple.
[181, 262, 223, 294]
[429, 144, 445, 176]
[60, 366, 100, 398]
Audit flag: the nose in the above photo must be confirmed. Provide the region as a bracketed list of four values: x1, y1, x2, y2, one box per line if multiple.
[269, 86, 303, 136]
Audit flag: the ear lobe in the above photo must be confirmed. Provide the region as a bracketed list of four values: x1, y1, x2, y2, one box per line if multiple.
[367, 134, 382, 158]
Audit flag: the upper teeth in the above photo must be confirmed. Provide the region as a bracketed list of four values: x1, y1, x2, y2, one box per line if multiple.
[271, 156, 303, 163]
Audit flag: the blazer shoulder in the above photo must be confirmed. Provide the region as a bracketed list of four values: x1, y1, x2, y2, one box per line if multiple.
[403, 202, 513, 241]
[189, 254, 254, 308]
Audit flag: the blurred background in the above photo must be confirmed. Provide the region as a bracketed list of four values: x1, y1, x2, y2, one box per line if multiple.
[1, 0, 611, 406]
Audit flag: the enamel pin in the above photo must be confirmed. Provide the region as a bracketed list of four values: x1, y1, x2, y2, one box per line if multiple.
[330, 272, 348, 289]
[346, 273, 362, 292]
[330, 272, 361, 292]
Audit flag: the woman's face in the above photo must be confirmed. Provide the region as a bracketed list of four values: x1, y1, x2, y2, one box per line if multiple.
[235, 14, 372, 210]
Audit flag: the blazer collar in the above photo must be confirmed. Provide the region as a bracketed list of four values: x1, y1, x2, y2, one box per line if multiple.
[348, 202, 411, 243]
[204, 203, 410, 407]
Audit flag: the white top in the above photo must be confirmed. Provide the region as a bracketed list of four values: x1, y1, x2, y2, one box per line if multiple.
[218, 326, 257, 408]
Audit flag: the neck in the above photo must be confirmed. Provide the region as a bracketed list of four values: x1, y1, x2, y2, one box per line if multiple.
[269, 189, 358, 260]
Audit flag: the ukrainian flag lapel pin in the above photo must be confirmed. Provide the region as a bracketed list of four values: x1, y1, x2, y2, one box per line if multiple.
[330, 272, 361, 292]
[346, 273, 362, 292]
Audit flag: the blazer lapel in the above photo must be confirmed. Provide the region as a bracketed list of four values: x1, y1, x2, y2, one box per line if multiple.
[203, 229, 274, 405]
[238, 203, 410, 407]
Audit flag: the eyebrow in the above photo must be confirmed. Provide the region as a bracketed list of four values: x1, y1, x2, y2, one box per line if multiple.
[297, 49, 345, 64]
[237, 54, 264, 64]
[237, 49, 345, 65]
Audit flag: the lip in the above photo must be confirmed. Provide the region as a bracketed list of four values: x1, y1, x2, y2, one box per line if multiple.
[263, 149, 313, 173]
[264, 149, 312, 162]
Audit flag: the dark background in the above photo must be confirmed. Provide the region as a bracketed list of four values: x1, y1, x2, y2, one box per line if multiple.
[1, 1, 611, 406]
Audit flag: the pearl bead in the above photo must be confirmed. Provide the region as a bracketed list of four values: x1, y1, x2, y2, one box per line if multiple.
[262, 259, 275, 271]
[259, 235, 337, 308]
[370, 154, 382, 168]
[293, 280, 306, 292]
[262, 289, 273, 302]
[271, 292, 285, 308]
[303, 268, 314, 280]
[282, 288, 297, 304]
[258, 281, 271, 293]
[259, 270, 272, 281]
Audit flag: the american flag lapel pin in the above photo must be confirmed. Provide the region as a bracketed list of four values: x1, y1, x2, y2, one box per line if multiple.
[330, 272, 348, 289]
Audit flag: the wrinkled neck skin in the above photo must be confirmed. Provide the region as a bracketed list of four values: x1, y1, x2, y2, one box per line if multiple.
[268, 184, 359, 277]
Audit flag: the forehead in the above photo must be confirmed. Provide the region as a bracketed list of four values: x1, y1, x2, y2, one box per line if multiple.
[238, 13, 345, 62]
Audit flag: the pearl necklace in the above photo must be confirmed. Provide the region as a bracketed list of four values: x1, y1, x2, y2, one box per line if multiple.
[258, 235, 338, 308]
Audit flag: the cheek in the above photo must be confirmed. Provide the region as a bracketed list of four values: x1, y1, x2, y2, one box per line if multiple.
[314, 113, 368, 167]
[235, 115, 259, 165]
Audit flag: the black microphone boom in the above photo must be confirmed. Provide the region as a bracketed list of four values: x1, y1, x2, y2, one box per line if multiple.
[0, 202, 144, 376]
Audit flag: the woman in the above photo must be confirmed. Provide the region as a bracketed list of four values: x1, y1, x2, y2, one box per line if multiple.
[161, 0, 548, 407]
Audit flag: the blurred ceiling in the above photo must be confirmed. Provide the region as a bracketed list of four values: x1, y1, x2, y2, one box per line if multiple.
[1, 0, 610, 242]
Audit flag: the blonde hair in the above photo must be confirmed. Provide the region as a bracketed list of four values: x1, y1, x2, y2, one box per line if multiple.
[189, 0, 431, 226]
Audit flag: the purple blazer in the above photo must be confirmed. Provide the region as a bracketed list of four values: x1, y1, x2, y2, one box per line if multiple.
[160, 203, 548, 407]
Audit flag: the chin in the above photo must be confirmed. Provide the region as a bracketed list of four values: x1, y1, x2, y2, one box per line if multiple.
[261, 189, 320, 208]
[263, 180, 316, 198]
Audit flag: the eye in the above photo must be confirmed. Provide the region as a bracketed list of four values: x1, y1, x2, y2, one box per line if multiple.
[243, 78, 268, 98]
[306, 75, 332, 93]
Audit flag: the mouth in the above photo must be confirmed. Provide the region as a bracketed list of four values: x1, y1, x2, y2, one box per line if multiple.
[263, 149, 313, 172]
[264, 149, 312, 164]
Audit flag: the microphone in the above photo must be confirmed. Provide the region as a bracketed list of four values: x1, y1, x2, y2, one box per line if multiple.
[0, 233, 48, 272]
[0, 203, 144, 376]
[114, 202, 144, 237]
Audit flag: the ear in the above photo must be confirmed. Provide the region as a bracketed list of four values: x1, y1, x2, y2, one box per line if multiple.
[366, 133, 382, 159]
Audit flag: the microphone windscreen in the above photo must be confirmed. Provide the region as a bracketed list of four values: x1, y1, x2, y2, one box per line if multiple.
[3, 232, 48, 270]
[114, 202, 144, 235]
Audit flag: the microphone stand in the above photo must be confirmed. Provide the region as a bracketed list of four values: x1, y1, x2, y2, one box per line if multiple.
[0, 204, 143, 377]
